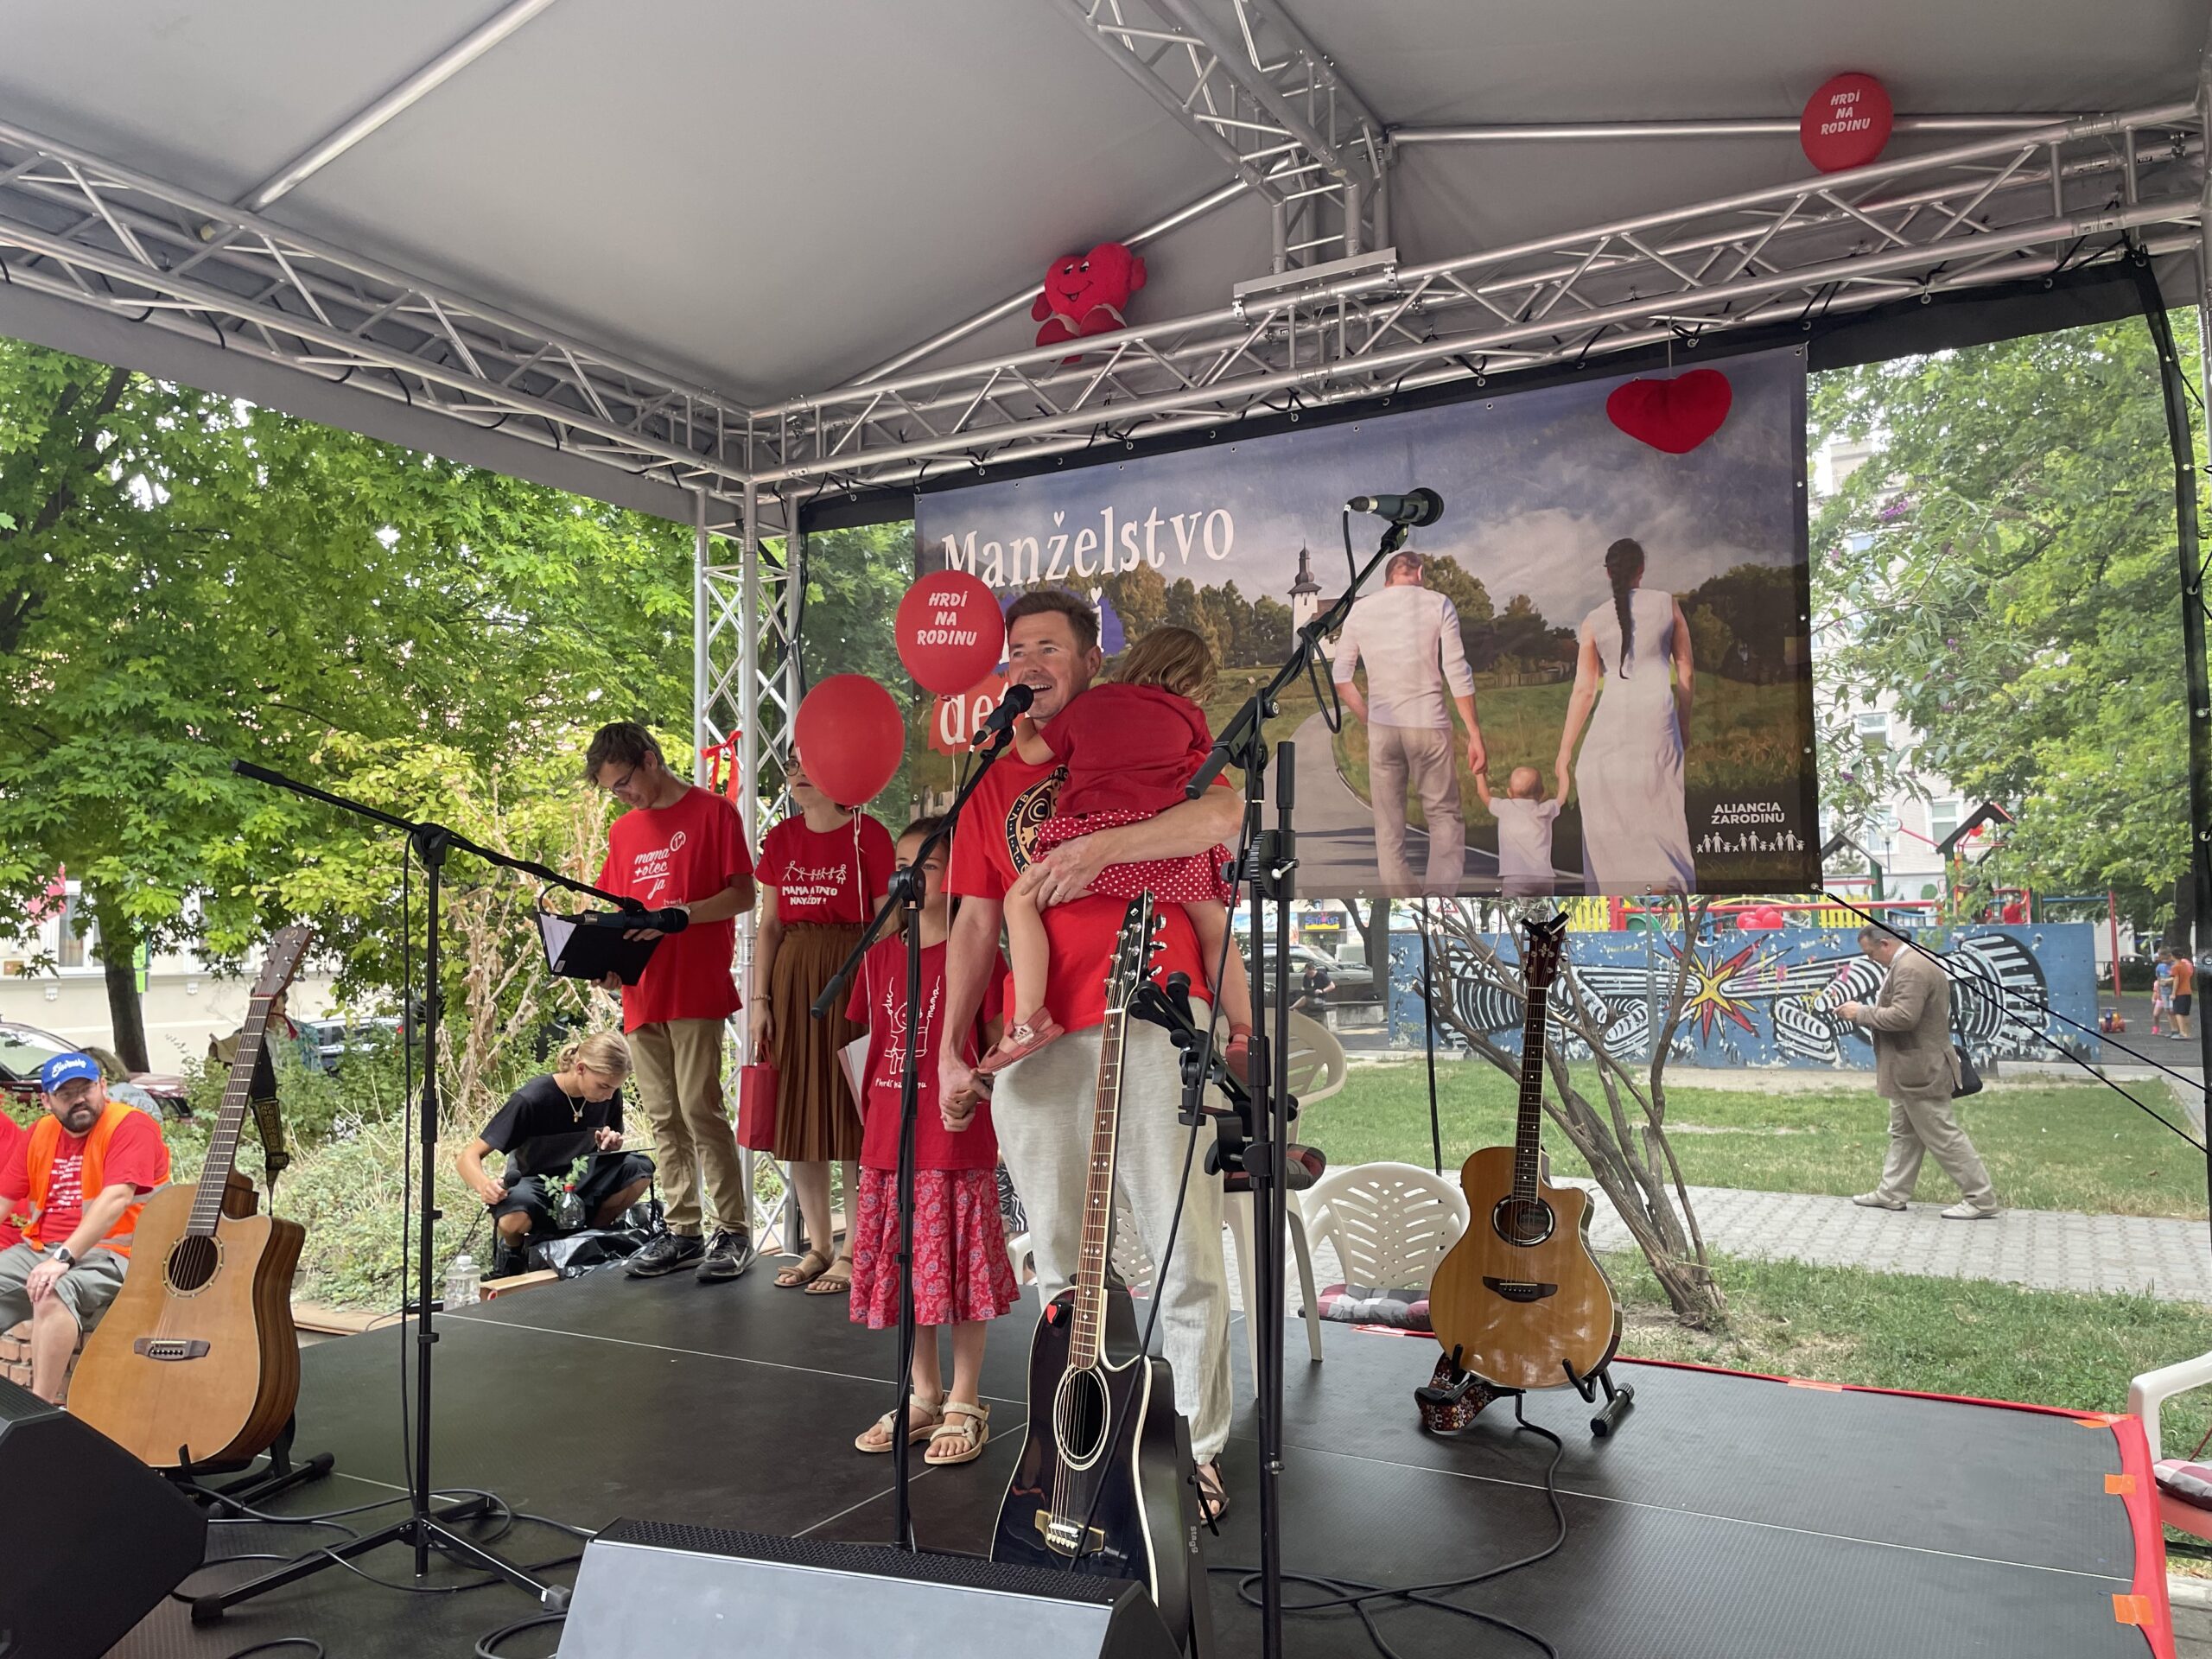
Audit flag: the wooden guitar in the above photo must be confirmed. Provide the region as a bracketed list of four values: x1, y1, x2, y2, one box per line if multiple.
[994, 894, 1211, 1657]
[1427, 912, 1621, 1394]
[73, 925, 313, 1469]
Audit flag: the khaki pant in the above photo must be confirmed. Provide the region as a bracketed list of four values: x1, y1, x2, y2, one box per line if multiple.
[994, 1021, 1234, 1464]
[629, 1018, 749, 1237]
[1873, 1088, 1997, 1211]
[1369, 723, 1465, 896]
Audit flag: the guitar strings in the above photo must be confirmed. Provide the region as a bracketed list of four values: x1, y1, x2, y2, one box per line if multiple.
[1065, 897, 1231, 1573]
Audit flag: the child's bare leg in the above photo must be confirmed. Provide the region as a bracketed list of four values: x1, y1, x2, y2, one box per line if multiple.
[1186, 900, 1254, 1032]
[910, 1325, 945, 1409]
[1002, 864, 1052, 1027]
[949, 1320, 988, 1407]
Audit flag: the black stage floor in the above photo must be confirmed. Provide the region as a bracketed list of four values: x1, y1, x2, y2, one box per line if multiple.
[117, 1266, 2170, 1659]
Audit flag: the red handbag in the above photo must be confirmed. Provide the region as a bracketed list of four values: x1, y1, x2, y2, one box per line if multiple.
[737, 1061, 779, 1152]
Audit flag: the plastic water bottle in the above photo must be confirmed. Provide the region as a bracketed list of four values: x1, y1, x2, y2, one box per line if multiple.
[556, 1183, 585, 1232]
[445, 1250, 480, 1308]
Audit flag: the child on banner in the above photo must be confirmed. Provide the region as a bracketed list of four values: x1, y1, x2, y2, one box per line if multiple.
[846, 817, 1019, 1467]
[1474, 763, 1563, 898]
[982, 625, 1255, 1075]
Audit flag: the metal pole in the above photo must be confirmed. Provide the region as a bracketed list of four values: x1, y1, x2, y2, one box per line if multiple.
[1389, 112, 2087, 144]
[692, 489, 710, 784]
[241, 0, 562, 210]
[2193, 41, 2212, 1251]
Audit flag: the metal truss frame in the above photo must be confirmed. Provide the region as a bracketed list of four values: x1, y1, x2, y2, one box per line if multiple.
[0, 97, 2201, 839]
[1050, 0, 1390, 268]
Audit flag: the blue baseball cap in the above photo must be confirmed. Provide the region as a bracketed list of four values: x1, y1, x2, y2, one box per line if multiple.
[38, 1052, 100, 1092]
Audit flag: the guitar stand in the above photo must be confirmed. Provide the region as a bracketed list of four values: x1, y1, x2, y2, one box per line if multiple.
[168, 1415, 336, 1513]
[1415, 1348, 1635, 1439]
[1562, 1359, 1636, 1440]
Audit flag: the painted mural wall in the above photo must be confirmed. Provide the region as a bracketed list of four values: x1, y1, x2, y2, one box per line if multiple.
[1389, 923, 2101, 1068]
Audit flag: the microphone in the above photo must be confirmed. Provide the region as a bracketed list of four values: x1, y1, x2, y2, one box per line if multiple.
[971, 681, 1036, 747]
[1347, 487, 1444, 527]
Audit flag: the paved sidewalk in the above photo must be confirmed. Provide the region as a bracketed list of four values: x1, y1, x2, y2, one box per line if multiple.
[1224, 1172, 2212, 1310]
[1567, 1179, 2212, 1303]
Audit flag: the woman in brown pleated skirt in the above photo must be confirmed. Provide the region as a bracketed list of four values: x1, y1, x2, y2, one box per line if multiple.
[751, 760, 895, 1295]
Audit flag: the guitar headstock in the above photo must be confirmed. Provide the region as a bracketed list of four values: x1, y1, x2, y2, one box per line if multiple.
[1103, 894, 1166, 1013]
[1519, 912, 1570, 995]
[250, 924, 317, 1003]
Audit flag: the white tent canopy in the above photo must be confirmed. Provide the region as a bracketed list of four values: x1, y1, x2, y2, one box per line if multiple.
[0, 0, 2202, 785]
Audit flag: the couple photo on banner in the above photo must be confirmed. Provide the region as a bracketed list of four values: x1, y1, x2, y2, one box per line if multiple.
[915, 349, 1821, 901]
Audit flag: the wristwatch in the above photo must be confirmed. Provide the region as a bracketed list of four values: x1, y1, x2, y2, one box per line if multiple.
[47, 1245, 74, 1268]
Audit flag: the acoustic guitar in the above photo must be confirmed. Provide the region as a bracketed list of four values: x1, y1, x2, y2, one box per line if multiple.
[1427, 912, 1621, 1393]
[994, 894, 1210, 1656]
[73, 925, 313, 1469]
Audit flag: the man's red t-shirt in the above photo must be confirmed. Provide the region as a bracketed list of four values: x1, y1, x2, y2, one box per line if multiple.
[0, 1108, 167, 1248]
[0, 1114, 23, 1249]
[945, 753, 1211, 1032]
[596, 785, 753, 1033]
[2175, 957, 2196, 999]
[1040, 683, 1213, 821]
[846, 936, 1003, 1172]
[758, 812, 897, 926]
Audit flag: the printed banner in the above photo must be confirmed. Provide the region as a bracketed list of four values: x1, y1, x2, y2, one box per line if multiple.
[1388, 924, 2100, 1068]
[916, 349, 1815, 898]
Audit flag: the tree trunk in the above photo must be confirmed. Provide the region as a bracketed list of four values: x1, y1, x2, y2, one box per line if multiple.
[1357, 897, 1390, 974]
[93, 901, 149, 1071]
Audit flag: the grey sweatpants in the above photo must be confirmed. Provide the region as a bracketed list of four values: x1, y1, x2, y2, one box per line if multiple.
[993, 1020, 1234, 1463]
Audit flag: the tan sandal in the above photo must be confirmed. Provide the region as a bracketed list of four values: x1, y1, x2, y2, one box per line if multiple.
[1194, 1459, 1228, 1524]
[925, 1402, 990, 1465]
[775, 1248, 832, 1289]
[804, 1253, 854, 1295]
[855, 1397, 945, 1454]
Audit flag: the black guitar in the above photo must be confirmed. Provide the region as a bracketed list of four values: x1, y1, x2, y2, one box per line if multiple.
[993, 894, 1211, 1656]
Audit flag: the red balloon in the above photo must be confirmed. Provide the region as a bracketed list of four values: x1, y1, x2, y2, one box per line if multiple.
[896, 570, 1006, 694]
[794, 674, 906, 806]
[1800, 73, 1891, 174]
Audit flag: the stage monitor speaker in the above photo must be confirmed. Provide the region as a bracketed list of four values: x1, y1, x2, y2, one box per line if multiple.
[561, 1519, 1184, 1659]
[0, 1374, 208, 1659]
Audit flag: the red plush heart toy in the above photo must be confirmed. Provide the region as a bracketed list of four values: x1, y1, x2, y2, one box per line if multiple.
[1605, 369, 1733, 454]
[1032, 241, 1147, 359]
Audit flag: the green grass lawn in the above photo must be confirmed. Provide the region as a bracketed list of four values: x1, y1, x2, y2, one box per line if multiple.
[1603, 1249, 2212, 1459]
[1298, 1060, 2208, 1219]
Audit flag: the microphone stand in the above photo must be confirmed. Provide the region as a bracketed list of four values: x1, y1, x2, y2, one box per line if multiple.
[196, 760, 632, 1624]
[1185, 516, 1412, 1659]
[813, 715, 1024, 1551]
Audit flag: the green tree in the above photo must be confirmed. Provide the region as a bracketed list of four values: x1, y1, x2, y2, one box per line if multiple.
[1809, 315, 2201, 922]
[1104, 563, 1167, 642]
[1249, 594, 1294, 662]
[0, 340, 694, 1052]
[1164, 576, 1223, 662]
[1687, 603, 1736, 678]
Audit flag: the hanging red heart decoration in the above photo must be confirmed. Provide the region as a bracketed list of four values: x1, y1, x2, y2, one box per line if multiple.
[1605, 369, 1734, 454]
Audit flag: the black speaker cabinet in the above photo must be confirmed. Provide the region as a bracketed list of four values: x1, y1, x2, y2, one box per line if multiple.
[0, 1375, 208, 1658]
[560, 1519, 1184, 1659]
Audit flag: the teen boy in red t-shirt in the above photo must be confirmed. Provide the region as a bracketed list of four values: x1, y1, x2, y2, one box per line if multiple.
[588, 721, 758, 1282]
[938, 589, 1243, 1523]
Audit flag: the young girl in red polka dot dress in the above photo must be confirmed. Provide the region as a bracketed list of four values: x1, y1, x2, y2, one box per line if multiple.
[846, 816, 1019, 1467]
[982, 625, 1255, 1074]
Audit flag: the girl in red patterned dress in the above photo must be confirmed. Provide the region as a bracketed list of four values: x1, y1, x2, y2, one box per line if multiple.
[982, 625, 1255, 1074]
[847, 817, 1019, 1466]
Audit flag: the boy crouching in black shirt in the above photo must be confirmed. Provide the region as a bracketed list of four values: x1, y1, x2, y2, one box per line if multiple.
[457, 1033, 654, 1279]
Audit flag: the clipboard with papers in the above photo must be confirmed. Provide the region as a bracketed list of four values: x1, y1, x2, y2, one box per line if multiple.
[535, 910, 661, 986]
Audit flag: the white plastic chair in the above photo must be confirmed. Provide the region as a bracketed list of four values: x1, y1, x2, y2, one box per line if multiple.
[1283, 1010, 1348, 1107]
[1298, 1161, 1470, 1322]
[1008, 1189, 1156, 1295]
[2129, 1348, 2212, 1540]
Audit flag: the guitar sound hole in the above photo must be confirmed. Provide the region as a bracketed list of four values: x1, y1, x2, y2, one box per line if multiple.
[1492, 1195, 1555, 1248]
[1052, 1366, 1110, 1470]
[166, 1236, 221, 1294]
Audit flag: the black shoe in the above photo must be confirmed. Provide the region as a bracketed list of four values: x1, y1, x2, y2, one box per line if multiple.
[491, 1242, 530, 1281]
[626, 1231, 705, 1278]
[696, 1229, 756, 1282]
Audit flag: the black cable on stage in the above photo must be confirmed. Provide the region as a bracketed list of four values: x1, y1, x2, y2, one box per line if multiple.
[220, 1641, 325, 1659]
[1210, 1394, 1568, 1659]
[476, 1611, 568, 1657]
[1829, 895, 2206, 1154]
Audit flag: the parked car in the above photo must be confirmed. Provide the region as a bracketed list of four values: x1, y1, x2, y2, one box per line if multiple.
[0, 1021, 190, 1116]
[1244, 942, 1376, 1004]
[296, 1015, 404, 1073]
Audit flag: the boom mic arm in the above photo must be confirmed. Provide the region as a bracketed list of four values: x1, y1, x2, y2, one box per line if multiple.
[1346, 487, 1444, 527]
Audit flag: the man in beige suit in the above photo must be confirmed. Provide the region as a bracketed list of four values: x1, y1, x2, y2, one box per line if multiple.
[1837, 926, 1999, 1219]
